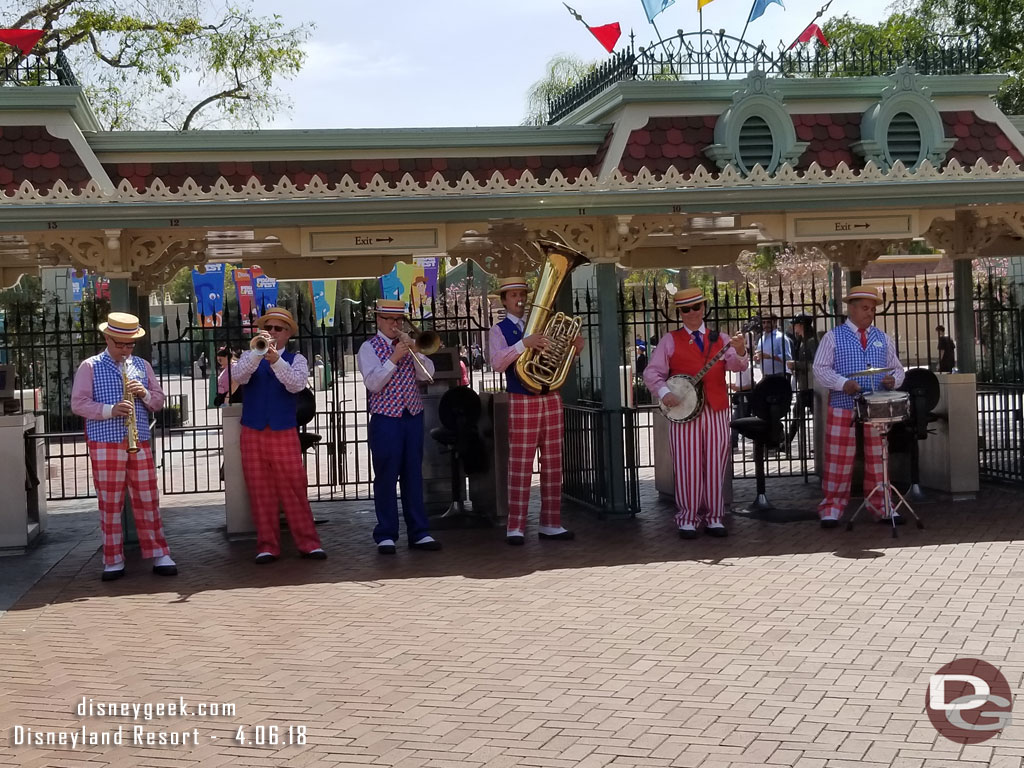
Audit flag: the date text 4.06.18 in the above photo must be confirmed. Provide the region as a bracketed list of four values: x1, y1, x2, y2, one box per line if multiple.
[234, 725, 306, 746]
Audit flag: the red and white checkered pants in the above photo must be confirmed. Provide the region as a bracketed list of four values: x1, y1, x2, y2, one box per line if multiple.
[88, 441, 170, 567]
[507, 392, 563, 534]
[240, 426, 322, 556]
[818, 406, 887, 519]
[669, 406, 731, 527]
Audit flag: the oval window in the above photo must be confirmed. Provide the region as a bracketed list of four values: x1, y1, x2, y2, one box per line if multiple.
[737, 115, 775, 173]
[887, 112, 922, 167]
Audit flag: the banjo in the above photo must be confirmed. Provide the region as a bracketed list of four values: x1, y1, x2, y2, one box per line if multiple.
[659, 322, 756, 424]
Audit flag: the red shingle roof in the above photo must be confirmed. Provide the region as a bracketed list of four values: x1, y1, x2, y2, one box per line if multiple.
[942, 111, 1024, 166]
[0, 126, 90, 193]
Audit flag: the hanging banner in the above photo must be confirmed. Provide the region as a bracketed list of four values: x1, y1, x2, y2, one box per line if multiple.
[68, 269, 87, 302]
[192, 263, 225, 327]
[307, 280, 339, 327]
[233, 268, 256, 325]
[253, 274, 278, 313]
[378, 258, 439, 317]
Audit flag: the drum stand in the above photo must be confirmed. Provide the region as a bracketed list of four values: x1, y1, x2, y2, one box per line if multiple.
[845, 420, 924, 538]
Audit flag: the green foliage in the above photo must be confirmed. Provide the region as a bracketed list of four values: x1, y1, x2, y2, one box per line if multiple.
[523, 54, 598, 125]
[2, 0, 312, 130]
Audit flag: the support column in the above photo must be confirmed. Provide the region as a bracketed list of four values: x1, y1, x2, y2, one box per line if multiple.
[953, 259, 975, 374]
[847, 269, 862, 290]
[595, 263, 629, 516]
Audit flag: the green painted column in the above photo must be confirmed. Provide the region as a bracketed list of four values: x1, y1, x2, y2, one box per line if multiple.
[953, 259, 975, 374]
[595, 263, 629, 516]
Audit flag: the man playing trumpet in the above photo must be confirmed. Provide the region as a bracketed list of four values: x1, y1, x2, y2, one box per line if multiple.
[488, 276, 584, 545]
[71, 312, 177, 581]
[231, 307, 326, 563]
[357, 299, 441, 554]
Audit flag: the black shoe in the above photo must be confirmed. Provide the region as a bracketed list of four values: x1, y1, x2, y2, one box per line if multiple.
[300, 550, 328, 560]
[705, 525, 728, 538]
[409, 539, 443, 551]
[101, 568, 125, 582]
[506, 535, 525, 546]
[377, 543, 397, 555]
[820, 518, 840, 529]
[254, 553, 278, 564]
[879, 515, 907, 526]
[678, 528, 699, 540]
[538, 530, 575, 541]
[152, 564, 178, 576]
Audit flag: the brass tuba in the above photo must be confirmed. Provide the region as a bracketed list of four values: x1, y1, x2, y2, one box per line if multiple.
[515, 239, 590, 394]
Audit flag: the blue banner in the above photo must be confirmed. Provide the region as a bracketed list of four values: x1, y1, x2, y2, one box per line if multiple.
[748, 0, 783, 23]
[192, 263, 225, 327]
[69, 269, 86, 302]
[253, 275, 278, 313]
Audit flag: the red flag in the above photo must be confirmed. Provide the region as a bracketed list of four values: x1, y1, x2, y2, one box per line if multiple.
[589, 23, 621, 54]
[788, 22, 828, 49]
[563, 4, 621, 53]
[0, 29, 45, 56]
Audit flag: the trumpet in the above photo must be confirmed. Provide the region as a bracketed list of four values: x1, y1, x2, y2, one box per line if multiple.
[399, 320, 440, 384]
[250, 334, 271, 355]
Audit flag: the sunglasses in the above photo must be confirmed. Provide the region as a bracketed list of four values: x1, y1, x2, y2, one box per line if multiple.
[111, 340, 136, 349]
[679, 304, 704, 314]
[263, 324, 289, 332]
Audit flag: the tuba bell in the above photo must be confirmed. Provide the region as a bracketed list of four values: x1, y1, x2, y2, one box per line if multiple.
[514, 239, 590, 394]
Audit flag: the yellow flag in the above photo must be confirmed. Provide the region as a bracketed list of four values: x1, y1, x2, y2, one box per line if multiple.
[697, 0, 715, 8]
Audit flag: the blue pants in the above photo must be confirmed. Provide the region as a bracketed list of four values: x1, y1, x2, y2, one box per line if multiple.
[368, 411, 430, 543]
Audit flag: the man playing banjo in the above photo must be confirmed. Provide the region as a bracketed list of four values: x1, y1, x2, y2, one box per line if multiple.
[644, 288, 748, 539]
[812, 285, 905, 528]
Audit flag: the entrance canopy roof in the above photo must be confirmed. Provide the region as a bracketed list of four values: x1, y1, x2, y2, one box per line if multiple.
[2, 67, 1024, 287]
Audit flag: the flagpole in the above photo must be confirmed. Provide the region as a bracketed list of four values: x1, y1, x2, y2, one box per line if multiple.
[785, 0, 832, 51]
[737, 0, 757, 47]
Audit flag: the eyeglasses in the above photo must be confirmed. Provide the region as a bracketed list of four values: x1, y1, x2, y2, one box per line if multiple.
[111, 341, 136, 349]
[679, 304, 704, 314]
[263, 324, 288, 332]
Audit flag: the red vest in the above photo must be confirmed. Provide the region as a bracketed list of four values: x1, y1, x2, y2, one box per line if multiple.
[668, 328, 730, 412]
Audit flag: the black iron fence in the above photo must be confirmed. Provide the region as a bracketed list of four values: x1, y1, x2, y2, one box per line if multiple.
[0, 49, 79, 87]
[549, 32, 985, 123]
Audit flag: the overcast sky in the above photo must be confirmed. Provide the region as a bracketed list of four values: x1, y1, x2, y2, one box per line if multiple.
[249, 0, 896, 130]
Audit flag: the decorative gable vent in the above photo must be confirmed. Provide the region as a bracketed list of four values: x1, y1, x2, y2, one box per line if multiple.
[886, 112, 922, 166]
[853, 65, 955, 169]
[737, 116, 775, 173]
[705, 69, 807, 176]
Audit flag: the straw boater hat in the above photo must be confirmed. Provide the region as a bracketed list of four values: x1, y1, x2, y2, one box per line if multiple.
[842, 285, 883, 305]
[673, 288, 706, 308]
[498, 276, 529, 295]
[99, 312, 146, 340]
[374, 299, 407, 316]
[255, 307, 298, 334]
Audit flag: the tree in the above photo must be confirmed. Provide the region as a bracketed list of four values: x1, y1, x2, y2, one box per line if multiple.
[523, 54, 598, 125]
[822, 1, 1024, 113]
[2, 0, 312, 130]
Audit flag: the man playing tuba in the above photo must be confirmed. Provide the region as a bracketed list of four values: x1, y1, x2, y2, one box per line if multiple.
[488, 276, 584, 545]
[71, 312, 177, 581]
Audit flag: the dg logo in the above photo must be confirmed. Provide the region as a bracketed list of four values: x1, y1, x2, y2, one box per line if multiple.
[926, 658, 1013, 744]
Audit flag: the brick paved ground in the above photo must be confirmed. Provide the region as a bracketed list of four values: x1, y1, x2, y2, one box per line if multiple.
[2, 476, 1023, 767]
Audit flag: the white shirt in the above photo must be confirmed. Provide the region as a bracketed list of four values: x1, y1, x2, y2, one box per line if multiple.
[357, 331, 435, 394]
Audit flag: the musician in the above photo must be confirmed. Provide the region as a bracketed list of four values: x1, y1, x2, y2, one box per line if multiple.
[813, 285, 906, 528]
[357, 299, 442, 554]
[231, 307, 326, 563]
[70, 312, 177, 581]
[488, 276, 584, 545]
[644, 288, 748, 539]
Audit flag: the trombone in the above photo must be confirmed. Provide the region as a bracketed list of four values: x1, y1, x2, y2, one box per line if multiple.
[399, 320, 440, 383]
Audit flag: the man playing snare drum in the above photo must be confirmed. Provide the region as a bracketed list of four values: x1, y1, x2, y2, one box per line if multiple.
[644, 288, 748, 539]
[813, 285, 905, 528]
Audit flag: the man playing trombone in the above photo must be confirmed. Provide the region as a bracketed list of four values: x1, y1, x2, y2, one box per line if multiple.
[231, 307, 326, 563]
[357, 299, 442, 554]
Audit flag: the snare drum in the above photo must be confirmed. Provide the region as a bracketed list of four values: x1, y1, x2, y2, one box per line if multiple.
[854, 391, 910, 425]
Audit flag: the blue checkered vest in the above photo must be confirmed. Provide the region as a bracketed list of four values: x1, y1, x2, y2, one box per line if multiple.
[240, 350, 299, 431]
[829, 324, 888, 410]
[498, 317, 531, 395]
[367, 335, 423, 417]
[84, 352, 151, 444]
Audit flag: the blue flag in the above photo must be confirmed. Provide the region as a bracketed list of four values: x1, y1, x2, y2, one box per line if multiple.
[641, 0, 674, 23]
[748, 0, 783, 23]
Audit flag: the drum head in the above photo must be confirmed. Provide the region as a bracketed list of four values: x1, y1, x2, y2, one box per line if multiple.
[863, 391, 908, 403]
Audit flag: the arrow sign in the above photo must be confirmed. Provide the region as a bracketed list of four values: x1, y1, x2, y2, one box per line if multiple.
[788, 213, 913, 242]
[375, 237, 394, 243]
